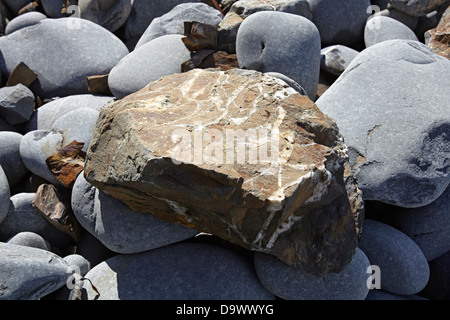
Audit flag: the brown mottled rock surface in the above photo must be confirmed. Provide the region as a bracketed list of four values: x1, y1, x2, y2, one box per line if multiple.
[427, 5, 450, 59]
[84, 68, 363, 276]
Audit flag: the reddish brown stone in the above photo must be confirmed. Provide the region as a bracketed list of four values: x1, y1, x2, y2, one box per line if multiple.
[428, 6, 450, 59]
[46, 141, 86, 188]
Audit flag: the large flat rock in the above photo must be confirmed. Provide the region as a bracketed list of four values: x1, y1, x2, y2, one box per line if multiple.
[84, 68, 363, 276]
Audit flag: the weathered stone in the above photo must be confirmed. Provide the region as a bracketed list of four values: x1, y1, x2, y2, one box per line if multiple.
[45, 141, 86, 188]
[84, 68, 363, 276]
[0, 84, 35, 125]
[387, 0, 450, 17]
[5, 62, 38, 88]
[32, 184, 82, 242]
[427, 5, 450, 59]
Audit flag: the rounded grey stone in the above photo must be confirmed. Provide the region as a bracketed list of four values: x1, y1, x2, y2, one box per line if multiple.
[50, 107, 99, 152]
[108, 34, 191, 99]
[6, 231, 51, 251]
[0, 18, 129, 99]
[0, 84, 35, 125]
[0, 193, 74, 249]
[365, 15, 419, 47]
[254, 248, 371, 300]
[25, 94, 114, 132]
[81, 242, 275, 300]
[136, 2, 223, 49]
[236, 11, 321, 99]
[63, 254, 91, 276]
[71, 173, 199, 254]
[79, 0, 133, 33]
[320, 45, 359, 76]
[308, 0, 372, 45]
[0, 131, 28, 186]
[365, 289, 428, 300]
[124, 0, 193, 41]
[0, 242, 71, 300]
[0, 165, 10, 224]
[316, 40, 450, 208]
[19, 130, 64, 185]
[5, 12, 47, 35]
[358, 219, 430, 295]
[387, 185, 450, 261]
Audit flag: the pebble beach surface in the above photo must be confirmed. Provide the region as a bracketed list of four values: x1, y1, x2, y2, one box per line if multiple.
[0, 0, 449, 301]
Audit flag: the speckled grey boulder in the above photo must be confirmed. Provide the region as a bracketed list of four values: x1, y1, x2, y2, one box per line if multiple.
[108, 34, 191, 99]
[308, 0, 372, 45]
[358, 219, 430, 295]
[0, 18, 128, 99]
[236, 11, 321, 99]
[6, 231, 51, 251]
[81, 242, 275, 300]
[365, 15, 419, 47]
[71, 173, 198, 254]
[135, 2, 223, 49]
[0, 131, 28, 186]
[254, 248, 371, 300]
[25, 94, 114, 132]
[0, 242, 72, 300]
[0, 165, 9, 224]
[5, 12, 47, 35]
[320, 45, 359, 76]
[316, 40, 450, 208]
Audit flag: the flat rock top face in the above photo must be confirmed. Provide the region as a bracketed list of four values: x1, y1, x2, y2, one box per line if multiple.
[85, 68, 358, 275]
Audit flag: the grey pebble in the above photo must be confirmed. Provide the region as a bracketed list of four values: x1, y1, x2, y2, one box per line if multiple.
[236, 11, 321, 100]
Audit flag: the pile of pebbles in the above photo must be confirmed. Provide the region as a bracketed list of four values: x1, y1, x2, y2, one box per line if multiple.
[0, 0, 449, 300]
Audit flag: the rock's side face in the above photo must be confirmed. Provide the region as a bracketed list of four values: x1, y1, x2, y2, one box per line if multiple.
[84, 68, 362, 276]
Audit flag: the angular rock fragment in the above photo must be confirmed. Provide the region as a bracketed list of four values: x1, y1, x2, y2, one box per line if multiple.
[5, 62, 38, 87]
[32, 184, 82, 242]
[387, 0, 449, 17]
[427, 5, 450, 59]
[46, 141, 86, 188]
[84, 68, 363, 276]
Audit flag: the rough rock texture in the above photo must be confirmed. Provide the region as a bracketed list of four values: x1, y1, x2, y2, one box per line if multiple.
[84, 68, 363, 276]
[387, 0, 450, 17]
[427, 5, 450, 59]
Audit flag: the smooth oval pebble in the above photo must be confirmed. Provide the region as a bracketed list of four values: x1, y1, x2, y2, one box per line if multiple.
[365, 15, 419, 47]
[25, 94, 114, 132]
[71, 172, 198, 254]
[5, 12, 47, 35]
[254, 248, 371, 300]
[0, 131, 28, 186]
[236, 11, 321, 99]
[358, 219, 430, 295]
[81, 242, 275, 300]
[50, 108, 99, 152]
[108, 34, 191, 99]
[19, 130, 64, 185]
[0, 242, 71, 300]
[6, 231, 51, 251]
